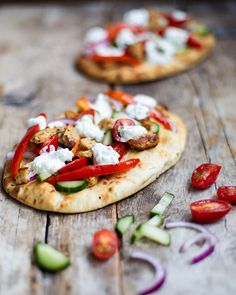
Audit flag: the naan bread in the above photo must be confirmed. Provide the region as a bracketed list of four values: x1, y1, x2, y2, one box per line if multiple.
[77, 34, 215, 84]
[3, 111, 186, 213]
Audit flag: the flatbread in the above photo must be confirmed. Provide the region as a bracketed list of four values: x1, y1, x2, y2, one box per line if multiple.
[3, 111, 186, 213]
[77, 34, 215, 85]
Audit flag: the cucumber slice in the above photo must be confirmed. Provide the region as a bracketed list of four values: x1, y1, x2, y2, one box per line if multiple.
[112, 111, 130, 119]
[37, 171, 52, 182]
[34, 242, 70, 272]
[139, 223, 171, 246]
[55, 180, 87, 193]
[150, 192, 175, 217]
[130, 224, 143, 244]
[103, 130, 113, 145]
[145, 214, 164, 227]
[116, 214, 134, 236]
[150, 123, 160, 134]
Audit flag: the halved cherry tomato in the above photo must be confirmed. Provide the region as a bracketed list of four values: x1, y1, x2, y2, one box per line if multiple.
[92, 229, 119, 261]
[107, 22, 145, 40]
[91, 54, 140, 66]
[190, 199, 232, 223]
[47, 158, 140, 184]
[105, 90, 133, 105]
[191, 163, 221, 189]
[149, 109, 172, 130]
[37, 113, 47, 118]
[58, 157, 88, 174]
[187, 36, 202, 49]
[76, 109, 95, 120]
[11, 124, 40, 178]
[164, 13, 189, 27]
[110, 142, 126, 160]
[76, 96, 90, 111]
[35, 135, 58, 155]
[217, 186, 236, 204]
[112, 119, 135, 142]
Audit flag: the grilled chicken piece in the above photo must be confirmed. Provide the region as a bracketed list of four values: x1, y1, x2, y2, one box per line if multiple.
[127, 41, 145, 61]
[76, 150, 93, 158]
[59, 126, 80, 148]
[30, 127, 65, 144]
[64, 110, 79, 120]
[148, 9, 168, 30]
[87, 177, 99, 188]
[79, 138, 96, 151]
[15, 167, 29, 184]
[128, 131, 159, 150]
[99, 118, 115, 132]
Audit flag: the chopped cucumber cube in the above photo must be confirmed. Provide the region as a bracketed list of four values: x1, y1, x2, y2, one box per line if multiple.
[116, 214, 134, 236]
[139, 223, 171, 246]
[103, 130, 113, 145]
[37, 172, 52, 182]
[151, 192, 175, 216]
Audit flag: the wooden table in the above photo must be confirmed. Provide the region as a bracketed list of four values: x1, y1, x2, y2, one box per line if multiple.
[0, 1, 236, 294]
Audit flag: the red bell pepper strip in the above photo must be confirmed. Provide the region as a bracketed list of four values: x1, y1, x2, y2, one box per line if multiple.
[47, 158, 140, 184]
[35, 135, 58, 155]
[58, 157, 88, 174]
[109, 142, 127, 160]
[187, 36, 202, 49]
[107, 22, 145, 40]
[164, 13, 189, 27]
[149, 110, 172, 131]
[76, 109, 95, 120]
[11, 124, 40, 178]
[105, 90, 133, 105]
[112, 119, 136, 142]
[91, 54, 140, 66]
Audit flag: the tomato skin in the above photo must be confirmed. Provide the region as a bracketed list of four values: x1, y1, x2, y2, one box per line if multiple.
[92, 229, 119, 261]
[112, 119, 135, 142]
[191, 163, 221, 189]
[110, 142, 126, 160]
[190, 199, 232, 224]
[217, 186, 236, 204]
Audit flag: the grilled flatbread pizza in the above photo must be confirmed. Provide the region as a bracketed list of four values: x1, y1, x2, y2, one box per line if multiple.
[3, 91, 186, 213]
[77, 8, 215, 84]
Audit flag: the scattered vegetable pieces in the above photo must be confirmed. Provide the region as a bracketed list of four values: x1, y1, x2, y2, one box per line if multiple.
[191, 163, 221, 189]
[150, 192, 174, 216]
[34, 242, 70, 272]
[116, 214, 134, 236]
[76, 96, 90, 111]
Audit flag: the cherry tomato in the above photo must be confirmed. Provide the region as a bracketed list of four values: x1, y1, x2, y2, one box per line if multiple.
[110, 142, 126, 160]
[112, 119, 135, 142]
[191, 163, 221, 189]
[217, 186, 236, 204]
[92, 229, 119, 260]
[190, 199, 232, 223]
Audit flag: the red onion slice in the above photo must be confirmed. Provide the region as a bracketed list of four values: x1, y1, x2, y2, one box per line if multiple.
[165, 221, 211, 234]
[179, 233, 207, 253]
[6, 151, 35, 161]
[191, 238, 215, 264]
[130, 251, 166, 295]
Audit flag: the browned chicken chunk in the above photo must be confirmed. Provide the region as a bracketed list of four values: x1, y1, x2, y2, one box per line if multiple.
[79, 138, 96, 151]
[64, 110, 79, 120]
[87, 177, 99, 188]
[76, 150, 93, 158]
[99, 118, 115, 132]
[128, 132, 159, 150]
[15, 167, 29, 185]
[148, 9, 168, 30]
[30, 127, 65, 144]
[127, 41, 145, 61]
[59, 126, 80, 148]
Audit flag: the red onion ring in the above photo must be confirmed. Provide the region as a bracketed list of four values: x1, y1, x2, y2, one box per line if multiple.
[6, 151, 35, 161]
[190, 235, 216, 264]
[165, 221, 211, 234]
[130, 251, 166, 295]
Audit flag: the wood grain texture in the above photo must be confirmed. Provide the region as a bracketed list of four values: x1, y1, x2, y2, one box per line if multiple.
[0, 1, 236, 295]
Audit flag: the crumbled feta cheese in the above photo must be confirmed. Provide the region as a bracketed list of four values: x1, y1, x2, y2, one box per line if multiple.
[133, 94, 157, 108]
[119, 125, 147, 142]
[76, 115, 104, 142]
[27, 115, 47, 131]
[116, 28, 138, 49]
[145, 40, 174, 65]
[126, 103, 150, 120]
[164, 27, 189, 47]
[29, 148, 73, 175]
[172, 10, 187, 21]
[94, 44, 124, 57]
[92, 94, 112, 120]
[124, 9, 149, 26]
[84, 27, 108, 44]
[92, 143, 120, 165]
[157, 38, 176, 56]
[47, 121, 65, 128]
